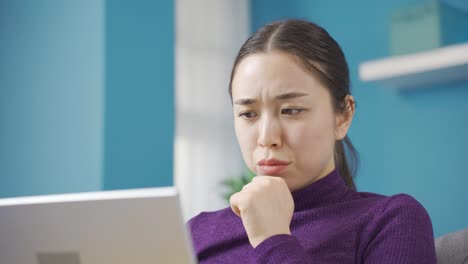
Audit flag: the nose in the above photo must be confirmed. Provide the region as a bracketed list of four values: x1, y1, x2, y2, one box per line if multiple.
[257, 115, 282, 148]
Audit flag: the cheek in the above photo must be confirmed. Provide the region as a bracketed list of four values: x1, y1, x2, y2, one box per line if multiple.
[286, 119, 335, 157]
[234, 121, 256, 162]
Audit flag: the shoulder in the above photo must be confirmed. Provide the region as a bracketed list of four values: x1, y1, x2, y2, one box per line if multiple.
[348, 191, 429, 218]
[376, 193, 431, 221]
[347, 192, 435, 245]
[356, 193, 433, 230]
[357, 193, 436, 262]
[366, 194, 434, 245]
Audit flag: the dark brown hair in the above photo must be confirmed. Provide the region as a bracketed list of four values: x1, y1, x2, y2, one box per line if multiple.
[228, 19, 359, 190]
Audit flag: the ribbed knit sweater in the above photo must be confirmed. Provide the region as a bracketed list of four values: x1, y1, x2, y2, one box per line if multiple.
[188, 169, 437, 263]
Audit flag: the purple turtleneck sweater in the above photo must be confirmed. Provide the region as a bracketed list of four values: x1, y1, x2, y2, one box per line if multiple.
[188, 169, 436, 263]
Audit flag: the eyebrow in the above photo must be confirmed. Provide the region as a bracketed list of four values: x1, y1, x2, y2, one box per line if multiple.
[234, 92, 309, 105]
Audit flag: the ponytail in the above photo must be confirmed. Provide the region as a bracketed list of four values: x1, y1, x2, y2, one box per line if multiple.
[334, 135, 359, 190]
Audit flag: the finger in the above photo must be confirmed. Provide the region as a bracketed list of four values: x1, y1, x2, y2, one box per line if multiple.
[252, 175, 276, 182]
[241, 181, 256, 192]
[251, 175, 276, 188]
[241, 183, 250, 191]
[229, 192, 242, 217]
[251, 175, 269, 185]
[252, 175, 265, 181]
[253, 175, 285, 186]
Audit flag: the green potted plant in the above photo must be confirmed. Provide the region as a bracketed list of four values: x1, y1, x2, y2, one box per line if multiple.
[221, 169, 255, 202]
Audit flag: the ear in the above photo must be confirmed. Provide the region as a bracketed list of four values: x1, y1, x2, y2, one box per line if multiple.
[335, 95, 355, 140]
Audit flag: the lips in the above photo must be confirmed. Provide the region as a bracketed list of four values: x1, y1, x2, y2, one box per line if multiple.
[257, 159, 291, 175]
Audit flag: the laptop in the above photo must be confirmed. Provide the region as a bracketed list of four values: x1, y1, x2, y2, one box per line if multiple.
[0, 187, 196, 264]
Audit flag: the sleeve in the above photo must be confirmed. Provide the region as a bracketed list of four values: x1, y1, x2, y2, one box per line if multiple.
[360, 194, 437, 264]
[248, 234, 311, 264]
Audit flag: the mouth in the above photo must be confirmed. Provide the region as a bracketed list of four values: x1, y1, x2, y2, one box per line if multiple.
[256, 159, 291, 175]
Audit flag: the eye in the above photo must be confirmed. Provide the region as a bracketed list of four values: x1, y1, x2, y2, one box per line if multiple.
[281, 108, 304, 116]
[238, 111, 257, 120]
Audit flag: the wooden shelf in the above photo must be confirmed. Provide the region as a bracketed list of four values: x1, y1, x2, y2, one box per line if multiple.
[358, 43, 468, 89]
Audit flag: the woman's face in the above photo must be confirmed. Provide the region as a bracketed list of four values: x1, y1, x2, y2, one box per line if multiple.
[232, 51, 347, 191]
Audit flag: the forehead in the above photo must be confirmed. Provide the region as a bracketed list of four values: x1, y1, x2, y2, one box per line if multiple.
[231, 51, 326, 100]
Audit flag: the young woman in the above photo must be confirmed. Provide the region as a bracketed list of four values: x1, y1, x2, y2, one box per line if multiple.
[189, 19, 436, 263]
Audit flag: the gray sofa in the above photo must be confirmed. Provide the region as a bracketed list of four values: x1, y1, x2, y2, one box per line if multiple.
[435, 228, 468, 264]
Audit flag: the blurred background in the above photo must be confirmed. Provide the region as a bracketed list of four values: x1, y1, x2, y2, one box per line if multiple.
[1, 0, 467, 238]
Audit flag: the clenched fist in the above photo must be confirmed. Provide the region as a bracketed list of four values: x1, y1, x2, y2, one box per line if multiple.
[229, 175, 294, 248]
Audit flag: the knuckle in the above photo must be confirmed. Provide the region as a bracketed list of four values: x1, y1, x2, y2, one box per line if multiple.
[230, 192, 253, 208]
[241, 194, 254, 209]
[242, 182, 253, 191]
[243, 192, 254, 202]
[263, 178, 274, 188]
[274, 176, 285, 183]
[229, 192, 239, 204]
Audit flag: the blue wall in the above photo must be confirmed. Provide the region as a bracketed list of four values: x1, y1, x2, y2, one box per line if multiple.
[0, 0, 174, 197]
[0, 0, 104, 197]
[103, 0, 174, 189]
[251, 0, 468, 237]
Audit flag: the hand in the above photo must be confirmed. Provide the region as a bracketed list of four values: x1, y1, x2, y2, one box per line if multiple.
[229, 175, 294, 248]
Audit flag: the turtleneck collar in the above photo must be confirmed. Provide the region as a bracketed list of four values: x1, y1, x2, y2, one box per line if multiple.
[291, 168, 350, 212]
